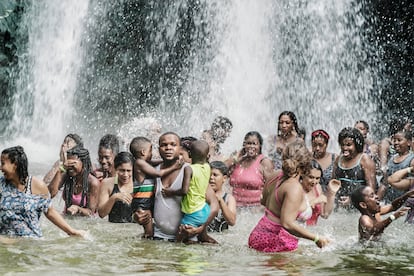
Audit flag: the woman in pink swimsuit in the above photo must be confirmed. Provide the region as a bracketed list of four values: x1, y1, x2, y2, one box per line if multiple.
[228, 131, 275, 207]
[48, 145, 100, 216]
[248, 141, 330, 252]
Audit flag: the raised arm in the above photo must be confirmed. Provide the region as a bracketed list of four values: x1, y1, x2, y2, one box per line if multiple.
[320, 179, 341, 218]
[48, 168, 65, 198]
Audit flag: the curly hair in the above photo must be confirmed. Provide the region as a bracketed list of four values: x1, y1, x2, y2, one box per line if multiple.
[338, 127, 364, 153]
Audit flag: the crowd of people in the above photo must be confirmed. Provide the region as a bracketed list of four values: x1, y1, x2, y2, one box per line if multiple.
[1, 112, 414, 253]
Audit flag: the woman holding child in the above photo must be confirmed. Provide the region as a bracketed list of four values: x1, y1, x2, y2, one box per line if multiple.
[248, 141, 330, 252]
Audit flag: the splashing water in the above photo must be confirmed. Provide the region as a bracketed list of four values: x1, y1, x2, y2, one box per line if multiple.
[3, 0, 378, 163]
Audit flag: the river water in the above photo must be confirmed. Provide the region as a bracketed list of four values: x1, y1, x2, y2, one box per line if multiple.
[1, 0, 410, 274]
[1, 192, 414, 275]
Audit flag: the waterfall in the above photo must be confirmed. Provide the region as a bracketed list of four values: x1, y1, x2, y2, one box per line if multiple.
[3, 0, 378, 163]
[4, 0, 89, 161]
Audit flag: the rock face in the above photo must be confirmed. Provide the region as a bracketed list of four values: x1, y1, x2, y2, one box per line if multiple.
[0, 0, 22, 135]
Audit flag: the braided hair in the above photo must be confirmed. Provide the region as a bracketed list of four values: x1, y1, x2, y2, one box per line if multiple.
[62, 145, 92, 209]
[1, 146, 29, 187]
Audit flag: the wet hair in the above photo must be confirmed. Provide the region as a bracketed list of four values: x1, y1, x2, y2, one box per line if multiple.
[243, 131, 263, 154]
[180, 136, 198, 154]
[277, 111, 299, 136]
[1, 146, 28, 186]
[210, 161, 228, 176]
[310, 159, 323, 178]
[129, 136, 151, 158]
[351, 185, 368, 213]
[114, 151, 135, 168]
[98, 134, 120, 155]
[311, 129, 330, 143]
[281, 140, 312, 180]
[338, 127, 364, 153]
[63, 145, 93, 209]
[355, 120, 369, 132]
[190, 140, 209, 162]
[65, 133, 84, 148]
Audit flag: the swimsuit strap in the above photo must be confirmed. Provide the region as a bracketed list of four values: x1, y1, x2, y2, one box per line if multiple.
[25, 176, 32, 195]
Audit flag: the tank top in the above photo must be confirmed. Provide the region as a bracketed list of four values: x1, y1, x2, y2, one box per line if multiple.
[230, 154, 265, 207]
[384, 152, 414, 202]
[153, 163, 189, 240]
[181, 163, 210, 214]
[208, 193, 229, 232]
[335, 154, 366, 199]
[108, 183, 133, 223]
[320, 153, 335, 192]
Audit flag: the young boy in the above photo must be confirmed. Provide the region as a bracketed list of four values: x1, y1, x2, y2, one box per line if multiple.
[129, 136, 182, 238]
[162, 140, 211, 242]
[207, 161, 236, 232]
[351, 186, 413, 241]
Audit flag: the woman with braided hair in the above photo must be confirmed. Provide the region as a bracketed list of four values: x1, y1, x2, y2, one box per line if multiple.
[43, 133, 83, 186]
[49, 145, 100, 216]
[0, 146, 84, 237]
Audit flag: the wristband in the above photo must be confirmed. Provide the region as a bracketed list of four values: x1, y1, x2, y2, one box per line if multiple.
[313, 234, 320, 244]
[407, 167, 412, 174]
[389, 214, 396, 221]
[59, 164, 66, 173]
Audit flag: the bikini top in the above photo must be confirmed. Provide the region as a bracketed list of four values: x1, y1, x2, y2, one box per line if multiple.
[274, 181, 313, 222]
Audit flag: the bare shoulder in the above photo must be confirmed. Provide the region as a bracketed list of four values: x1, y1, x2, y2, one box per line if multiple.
[30, 176, 49, 195]
[88, 173, 101, 187]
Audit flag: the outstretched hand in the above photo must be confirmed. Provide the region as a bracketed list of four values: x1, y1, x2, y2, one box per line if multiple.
[328, 179, 341, 194]
[394, 206, 410, 219]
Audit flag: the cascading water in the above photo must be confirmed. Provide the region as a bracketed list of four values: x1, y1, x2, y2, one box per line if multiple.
[3, 0, 89, 162]
[3, 0, 378, 165]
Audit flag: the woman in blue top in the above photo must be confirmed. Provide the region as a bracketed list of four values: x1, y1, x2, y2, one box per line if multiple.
[0, 146, 84, 238]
